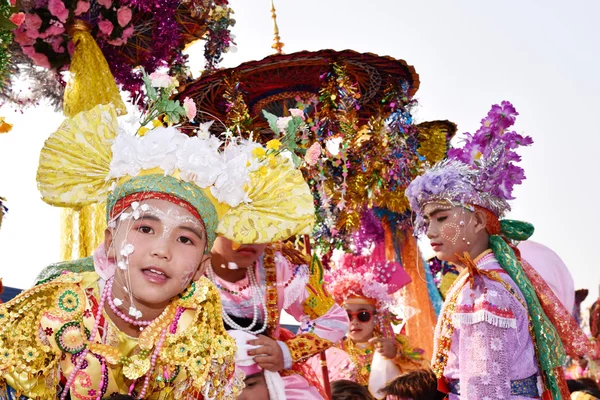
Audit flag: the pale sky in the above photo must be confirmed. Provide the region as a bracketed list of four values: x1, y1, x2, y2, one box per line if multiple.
[1, 0, 599, 309]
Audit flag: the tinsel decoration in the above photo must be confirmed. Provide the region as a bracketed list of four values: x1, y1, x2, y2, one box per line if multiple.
[222, 74, 252, 134]
[416, 120, 456, 165]
[0, 43, 65, 110]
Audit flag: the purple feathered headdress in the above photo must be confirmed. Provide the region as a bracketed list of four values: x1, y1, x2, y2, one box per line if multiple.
[406, 101, 533, 234]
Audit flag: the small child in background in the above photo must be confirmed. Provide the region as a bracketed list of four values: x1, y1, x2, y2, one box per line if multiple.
[379, 369, 443, 400]
[331, 380, 376, 400]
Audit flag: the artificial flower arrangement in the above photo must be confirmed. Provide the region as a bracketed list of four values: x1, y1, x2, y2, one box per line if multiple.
[106, 70, 287, 209]
[4, 0, 235, 108]
[12, 0, 132, 70]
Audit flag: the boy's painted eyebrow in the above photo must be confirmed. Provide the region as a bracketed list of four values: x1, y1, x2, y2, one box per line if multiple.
[423, 208, 446, 220]
[137, 215, 205, 240]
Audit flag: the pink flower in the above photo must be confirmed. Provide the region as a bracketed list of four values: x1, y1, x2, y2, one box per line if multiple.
[39, 22, 65, 38]
[9, 13, 25, 26]
[24, 13, 42, 31]
[183, 98, 197, 121]
[49, 36, 65, 53]
[74, 1, 90, 16]
[97, 0, 111, 8]
[117, 6, 132, 27]
[107, 37, 124, 46]
[289, 108, 305, 120]
[304, 142, 322, 166]
[13, 29, 35, 46]
[98, 20, 114, 36]
[121, 25, 134, 40]
[48, 0, 69, 23]
[10, 0, 16, 5]
[149, 72, 173, 88]
[22, 46, 51, 69]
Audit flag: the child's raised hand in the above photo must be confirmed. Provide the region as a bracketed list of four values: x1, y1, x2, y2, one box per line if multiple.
[368, 337, 397, 359]
[247, 335, 285, 372]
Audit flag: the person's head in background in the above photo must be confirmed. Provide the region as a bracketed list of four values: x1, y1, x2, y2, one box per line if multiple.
[331, 379, 376, 400]
[237, 371, 269, 400]
[379, 369, 442, 400]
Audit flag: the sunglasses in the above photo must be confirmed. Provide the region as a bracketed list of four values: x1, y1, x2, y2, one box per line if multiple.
[346, 310, 376, 323]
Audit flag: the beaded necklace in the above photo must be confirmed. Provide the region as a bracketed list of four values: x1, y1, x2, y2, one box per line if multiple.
[208, 265, 251, 296]
[207, 263, 268, 334]
[343, 338, 373, 386]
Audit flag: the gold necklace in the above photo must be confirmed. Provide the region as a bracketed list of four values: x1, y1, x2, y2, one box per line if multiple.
[344, 338, 373, 385]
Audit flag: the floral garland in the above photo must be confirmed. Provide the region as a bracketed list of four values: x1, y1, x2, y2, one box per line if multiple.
[6, 0, 235, 107]
[255, 66, 423, 255]
[215, 63, 445, 256]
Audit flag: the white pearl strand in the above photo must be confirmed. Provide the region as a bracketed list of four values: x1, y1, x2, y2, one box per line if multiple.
[207, 265, 267, 334]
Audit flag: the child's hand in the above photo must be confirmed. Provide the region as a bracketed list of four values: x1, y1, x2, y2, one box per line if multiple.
[248, 335, 285, 372]
[369, 337, 397, 359]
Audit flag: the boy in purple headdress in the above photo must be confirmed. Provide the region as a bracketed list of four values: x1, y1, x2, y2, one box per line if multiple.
[405, 101, 591, 399]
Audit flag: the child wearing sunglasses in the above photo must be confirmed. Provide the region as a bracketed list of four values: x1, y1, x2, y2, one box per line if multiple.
[308, 245, 426, 398]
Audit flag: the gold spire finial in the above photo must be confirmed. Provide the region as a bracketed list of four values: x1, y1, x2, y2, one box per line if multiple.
[270, 0, 284, 54]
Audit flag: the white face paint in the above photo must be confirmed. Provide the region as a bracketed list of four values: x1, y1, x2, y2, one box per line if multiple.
[107, 198, 208, 318]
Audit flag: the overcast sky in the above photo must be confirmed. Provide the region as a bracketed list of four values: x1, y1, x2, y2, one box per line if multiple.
[1, 0, 599, 309]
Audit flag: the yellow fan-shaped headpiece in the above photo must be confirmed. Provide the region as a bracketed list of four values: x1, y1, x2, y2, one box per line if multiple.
[37, 104, 315, 246]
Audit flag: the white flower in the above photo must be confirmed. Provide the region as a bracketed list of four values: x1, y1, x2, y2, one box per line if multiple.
[120, 244, 135, 257]
[276, 116, 292, 133]
[113, 298, 123, 307]
[119, 212, 131, 221]
[210, 144, 251, 207]
[109, 132, 142, 178]
[149, 72, 174, 88]
[117, 261, 127, 270]
[325, 137, 343, 156]
[129, 306, 142, 319]
[138, 127, 188, 175]
[130, 201, 144, 219]
[176, 136, 224, 188]
[196, 121, 214, 139]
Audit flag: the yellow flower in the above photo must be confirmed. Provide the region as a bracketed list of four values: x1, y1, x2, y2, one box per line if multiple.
[0, 347, 14, 366]
[138, 126, 149, 136]
[152, 119, 163, 128]
[22, 347, 39, 363]
[268, 155, 278, 167]
[0, 117, 13, 134]
[252, 147, 266, 158]
[266, 139, 281, 151]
